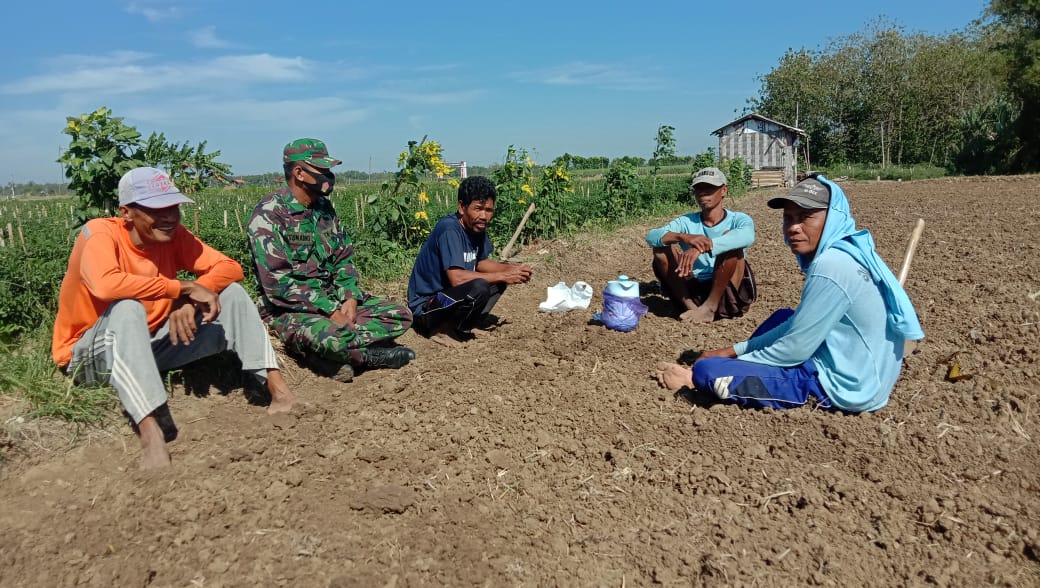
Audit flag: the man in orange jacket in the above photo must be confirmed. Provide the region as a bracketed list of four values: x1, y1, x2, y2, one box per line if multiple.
[52, 167, 295, 469]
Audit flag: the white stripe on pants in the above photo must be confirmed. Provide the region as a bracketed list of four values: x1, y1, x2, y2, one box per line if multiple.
[67, 283, 279, 424]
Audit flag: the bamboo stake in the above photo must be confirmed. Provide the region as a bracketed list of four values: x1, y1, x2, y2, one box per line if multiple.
[500, 203, 536, 260]
[898, 218, 925, 286]
[234, 208, 245, 233]
[193, 208, 199, 233]
[6, 223, 12, 245]
[898, 218, 926, 357]
[223, 210, 228, 228]
[17, 223, 26, 252]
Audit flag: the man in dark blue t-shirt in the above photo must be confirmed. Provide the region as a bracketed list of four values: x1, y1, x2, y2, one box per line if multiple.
[407, 176, 533, 346]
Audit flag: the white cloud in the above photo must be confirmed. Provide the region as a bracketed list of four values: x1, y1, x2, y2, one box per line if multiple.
[194, 54, 310, 83]
[42, 51, 151, 69]
[510, 61, 665, 91]
[189, 26, 239, 50]
[1, 53, 311, 95]
[415, 63, 463, 73]
[124, 1, 179, 22]
[126, 96, 369, 129]
[368, 88, 486, 106]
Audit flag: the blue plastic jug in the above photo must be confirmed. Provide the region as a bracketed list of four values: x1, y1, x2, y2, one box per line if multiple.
[604, 275, 640, 299]
[600, 275, 647, 332]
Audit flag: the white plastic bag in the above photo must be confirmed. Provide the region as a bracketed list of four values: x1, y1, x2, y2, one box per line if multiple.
[539, 281, 593, 312]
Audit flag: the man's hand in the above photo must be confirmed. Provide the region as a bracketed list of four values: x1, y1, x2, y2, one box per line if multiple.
[167, 302, 199, 346]
[674, 236, 712, 278]
[330, 297, 358, 327]
[694, 346, 737, 363]
[501, 264, 533, 285]
[675, 248, 700, 278]
[680, 234, 713, 254]
[178, 281, 220, 322]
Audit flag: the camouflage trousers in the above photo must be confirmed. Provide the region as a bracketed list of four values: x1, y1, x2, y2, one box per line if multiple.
[268, 296, 412, 365]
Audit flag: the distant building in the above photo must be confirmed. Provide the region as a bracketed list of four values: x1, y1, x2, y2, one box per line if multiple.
[444, 161, 468, 179]
[712, 113, 806, 188]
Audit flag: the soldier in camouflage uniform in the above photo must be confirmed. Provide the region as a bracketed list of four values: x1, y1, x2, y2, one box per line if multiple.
[247, 138, 415, 382]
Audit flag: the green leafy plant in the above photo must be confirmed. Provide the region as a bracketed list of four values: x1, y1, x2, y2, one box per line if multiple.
[58, 107, 235, 220]
[490, 145, 537, 243]
[529, 163, 575, 238]
[58, 107, 146, 217]
[650, 124, 677, 186]
[364, 136, 455, 250]
[604, 159, 639, 218]
[145, 135, 233, 194]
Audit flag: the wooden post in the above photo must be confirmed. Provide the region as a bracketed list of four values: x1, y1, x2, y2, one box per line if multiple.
[223, 209, 228, 228]
[234, 208, 245, 233]
[898, 218, 926, 357]
[500, 203, 536, 260]
[193, 208, 199, 233]
[17, 223, 26, 252]
[898, 218, 925, 286]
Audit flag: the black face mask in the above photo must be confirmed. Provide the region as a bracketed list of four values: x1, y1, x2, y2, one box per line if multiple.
[301, 167, 335, 197]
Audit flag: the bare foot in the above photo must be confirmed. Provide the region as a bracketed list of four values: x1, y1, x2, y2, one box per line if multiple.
[654, 362, 694, 392]
[430, 332, 461, 347]
[136, 415, 172, 469]
[469, 328, 491, 338]
[266, 369, 295, 415]
[680, 305, 716, 323]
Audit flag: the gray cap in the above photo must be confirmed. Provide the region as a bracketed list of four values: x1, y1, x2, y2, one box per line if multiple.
[118, 167, 194, 208]
[767, 178, 830, 209]
[690, 166, 727, 188]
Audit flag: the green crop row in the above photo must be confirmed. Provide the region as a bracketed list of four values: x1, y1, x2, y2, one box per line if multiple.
[0, 172, 720, 420]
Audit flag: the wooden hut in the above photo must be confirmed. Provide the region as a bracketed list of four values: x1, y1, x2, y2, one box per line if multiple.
[712, 114, 806, 187]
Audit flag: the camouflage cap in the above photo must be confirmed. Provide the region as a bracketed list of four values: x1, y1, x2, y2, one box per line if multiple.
[283, 138, 342, 168]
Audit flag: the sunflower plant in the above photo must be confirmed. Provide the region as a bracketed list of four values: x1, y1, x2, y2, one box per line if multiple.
[365, 136, 456, 249]
[529, 163, 575, 238]
[489, 145, 537, 242]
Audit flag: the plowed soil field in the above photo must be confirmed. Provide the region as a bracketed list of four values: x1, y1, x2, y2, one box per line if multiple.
[2, 176, 1039, 587]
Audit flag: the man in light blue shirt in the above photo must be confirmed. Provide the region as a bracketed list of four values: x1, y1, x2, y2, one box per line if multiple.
[655, 175, 924, 412]
[646, 166, 757, 323]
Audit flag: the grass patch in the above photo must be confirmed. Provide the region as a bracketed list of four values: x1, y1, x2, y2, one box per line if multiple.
[816, 163, 948, 181]
[0, 327, 115, 423]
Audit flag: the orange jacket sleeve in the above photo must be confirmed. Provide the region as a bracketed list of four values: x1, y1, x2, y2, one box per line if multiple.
[175, 227, 245, 292]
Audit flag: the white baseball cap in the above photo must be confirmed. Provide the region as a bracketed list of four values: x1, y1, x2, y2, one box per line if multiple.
[118, 167, 195, 208]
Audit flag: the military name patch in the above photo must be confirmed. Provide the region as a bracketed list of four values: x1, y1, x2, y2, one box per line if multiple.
[286, 232, 312, 246]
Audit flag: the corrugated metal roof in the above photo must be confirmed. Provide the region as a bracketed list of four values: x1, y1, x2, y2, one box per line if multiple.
[712, 113, 806, 136]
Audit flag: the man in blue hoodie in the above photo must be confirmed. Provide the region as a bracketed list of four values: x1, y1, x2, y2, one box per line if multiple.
[655, 175, 924, 412]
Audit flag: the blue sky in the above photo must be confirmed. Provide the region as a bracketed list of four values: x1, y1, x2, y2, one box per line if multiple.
[1, 0, 989, 183]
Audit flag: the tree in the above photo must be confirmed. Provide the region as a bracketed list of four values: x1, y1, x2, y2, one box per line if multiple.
[651, 124, 676, 166]
[174, 141, 233, 194]
[58, 108, 235, 217]
[749, 19, 1003, 169]
[651, 124, 676, 186]
[987, 0, 1040, 170]
[58, 107, 146, 216]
